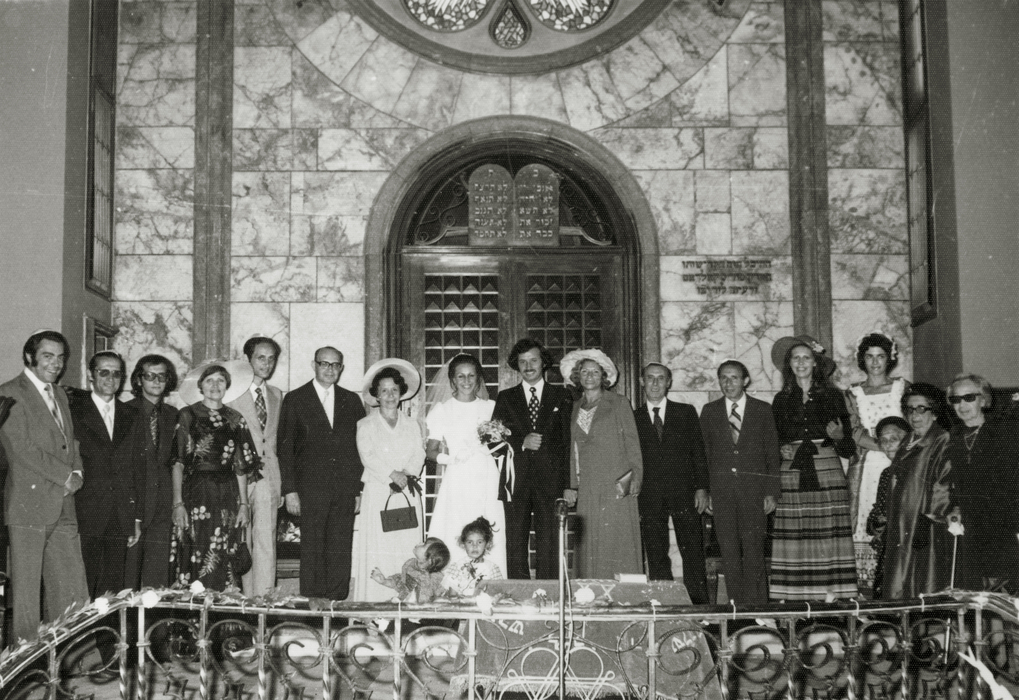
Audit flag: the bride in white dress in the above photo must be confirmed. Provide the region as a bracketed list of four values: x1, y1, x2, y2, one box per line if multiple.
[425, 353, 507, 574]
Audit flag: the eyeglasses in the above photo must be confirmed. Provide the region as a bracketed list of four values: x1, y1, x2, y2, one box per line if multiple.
[141, 372, 168, 383]
[315, 361, 343, 370]
[95, 369, 123, 379]
[948, 393, 980, 405]
[904, 405, 933, 415]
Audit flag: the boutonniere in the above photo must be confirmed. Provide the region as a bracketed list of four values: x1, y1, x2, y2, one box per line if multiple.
[552, 407, 560, 413]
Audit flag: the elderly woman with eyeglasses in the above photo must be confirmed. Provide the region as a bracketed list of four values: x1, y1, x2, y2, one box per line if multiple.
[945, 374, 1019, 592]
[880, 383, 953, 599]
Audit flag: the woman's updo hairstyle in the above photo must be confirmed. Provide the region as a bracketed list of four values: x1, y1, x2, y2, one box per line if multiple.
[856, 333, 899, 373]
[369, 366, 408, 398]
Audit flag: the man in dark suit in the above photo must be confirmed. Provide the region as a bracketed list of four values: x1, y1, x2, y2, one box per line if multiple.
[0, 330, 89, 642]
[699, 360, 780, 607]
[69, 351, 143, 598]
[278, 346, 365, 600]
[124, 354, 179, 589]
[492, 339, 573, 580]
[633, 362, 710, 603]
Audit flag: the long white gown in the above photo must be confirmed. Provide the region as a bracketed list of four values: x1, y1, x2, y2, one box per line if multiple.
[426, 398, 507, 574]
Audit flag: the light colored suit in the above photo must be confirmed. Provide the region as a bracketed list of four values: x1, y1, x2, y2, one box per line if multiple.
[229, 382, 283, 596]
[0, 371, 89, 642]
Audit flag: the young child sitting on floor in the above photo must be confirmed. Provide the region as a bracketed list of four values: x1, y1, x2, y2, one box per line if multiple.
[371, 537, 451, 603]
[443, 517, 504, 597]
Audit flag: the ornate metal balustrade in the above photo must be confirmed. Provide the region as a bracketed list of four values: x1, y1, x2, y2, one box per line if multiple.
[2, 589, 1018, 700]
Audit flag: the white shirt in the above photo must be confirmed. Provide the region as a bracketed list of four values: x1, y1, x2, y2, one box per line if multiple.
[646, 398, 667, 422]
[91, 392, 116, 439]
[726, 393, 748, 419]
[250, 378, 267, 402]
[313, 380, 335, 428]
[522, 378, 545, 404]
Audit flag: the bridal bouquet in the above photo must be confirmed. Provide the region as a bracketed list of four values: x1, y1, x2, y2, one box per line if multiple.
[477, 419, 511, 444]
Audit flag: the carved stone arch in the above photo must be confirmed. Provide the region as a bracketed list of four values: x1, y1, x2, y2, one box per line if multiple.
[364, 116, 660, 396]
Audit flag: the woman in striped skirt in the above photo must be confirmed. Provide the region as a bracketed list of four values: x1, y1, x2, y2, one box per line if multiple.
[769, 336, 858, 601]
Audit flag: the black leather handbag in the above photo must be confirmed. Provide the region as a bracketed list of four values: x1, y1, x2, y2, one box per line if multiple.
[380, 491, 419, 532]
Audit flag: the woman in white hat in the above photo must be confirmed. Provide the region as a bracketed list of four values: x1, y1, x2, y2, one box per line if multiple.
[351, 359, 426, 602]
[560, 349, 643, 579]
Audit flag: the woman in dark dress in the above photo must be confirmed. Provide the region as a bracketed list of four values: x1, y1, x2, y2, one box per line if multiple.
[170, 362, 262, 590]
[946, 373, 1019, 592]
[769, 335, 857, 601]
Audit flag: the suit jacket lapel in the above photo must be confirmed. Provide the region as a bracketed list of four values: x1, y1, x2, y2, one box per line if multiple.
[235, 390, 264, 443]
[83, 398, 110, 444]
[266, 385, 281, 432]
[112, 401, 132, 446]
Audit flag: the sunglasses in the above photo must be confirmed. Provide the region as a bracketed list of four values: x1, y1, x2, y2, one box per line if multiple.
[904, 405, 933, 415]
[142, 372, 168, 382]
[948, 393, 980, 405]
[95, 369, 123, 379]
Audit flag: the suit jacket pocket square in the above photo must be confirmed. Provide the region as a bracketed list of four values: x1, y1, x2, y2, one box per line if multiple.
[615, 470, 633, 498]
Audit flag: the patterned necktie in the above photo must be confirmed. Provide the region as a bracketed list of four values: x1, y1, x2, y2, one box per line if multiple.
[45, 384, 64, 436]
[652, 406, 663, 441]
[149, 404, 160, 451]
[528, 386, 539, 429]
[729, 403, 742, 444]
[255, 386, 267, 431]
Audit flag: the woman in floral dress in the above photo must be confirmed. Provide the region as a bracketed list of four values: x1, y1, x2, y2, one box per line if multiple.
[170, 363, 261, 590]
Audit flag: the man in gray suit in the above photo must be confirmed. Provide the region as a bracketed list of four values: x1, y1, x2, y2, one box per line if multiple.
[228, 337, 284, 597]
[0, 330, 89, 642]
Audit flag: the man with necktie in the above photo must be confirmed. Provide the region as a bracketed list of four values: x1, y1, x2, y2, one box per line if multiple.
[278, 347, 365, 600]
[492, 339, 573, 579]
[124, 355, 179, 589]
[632, 362, 710, 603]
[0, 330, 89, 642]
[699, 360, 780, 607]
[69, 351, 143, 599]
[228, 336, 285, 597]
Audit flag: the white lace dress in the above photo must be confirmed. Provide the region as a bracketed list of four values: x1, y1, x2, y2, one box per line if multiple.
[425, 398, 507, 574]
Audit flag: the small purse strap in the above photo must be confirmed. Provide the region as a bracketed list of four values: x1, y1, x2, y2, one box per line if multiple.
[384, 491, 412, 511]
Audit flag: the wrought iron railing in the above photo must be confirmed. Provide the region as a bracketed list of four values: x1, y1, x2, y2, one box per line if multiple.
[2, 589, 1018, 700]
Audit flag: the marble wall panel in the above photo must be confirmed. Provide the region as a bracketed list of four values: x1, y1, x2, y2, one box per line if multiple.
[235, 4, 290, 46]
[633, 171, 695, 254]
[728, 44, 786, 126]
[831, 254, 908, 300]
[669, 392, 712, 414]
[232, 257, 316, 302]
[509, 75, 570, 123]
[730, 170, 791, 254]
[318, 129, 431, 171]
[828, 169, 906, 254]
[318, 257, 365, 302]
[752, 128, 789, 169]
[604, 36, 679, 113]
[592, 129, 704, 170]
[668, 50, 729, 127]
[612, 100, 672, 128]
[734, 300, 794, 390]
[695, 213, 732, 255]
[296, 11, 378, 88]
[232, 172, 291, 256]
[290, 173, 369, 256]
[660, 256, 792, 302]
[879, 1, 898, 40]
[299, 171, 389, 218]
[821, 1, 886, 42]
[234, 129, 318, 170]
[116, 169, 194, 254]
[452, 74, 511, 124]
[824, 43, 901, 126]
[728, 2, 784, 43]
[117, 44, 196, 126]
[229, 302, 292, 391]
[340, 40, 419, 115]
[640, 0, 744, 85]
[391, 61, 462, 131]
[826, 126, 903, 168]
[114, 255, 193, 301]
[832, 300, 912, 387]
[266, 0, 338, 46]
[112, 301, 194, 386]
[661, 301, 735, 392]
[291, 52, 403, 128]
[289, 302, 365, 391]
[116, 126, 194, 169]
[119, 2, 197, 44]
[558, 61, 629, 131]
[695, 171, 731, 213]
[234, 47, 292, 129]
[704, 127, 787, 170]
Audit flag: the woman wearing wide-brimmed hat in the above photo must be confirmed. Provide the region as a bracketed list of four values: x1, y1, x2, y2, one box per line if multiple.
[560, 349, 643, 579]
[351, 359, 426, 601]
[769, 336, 858, 601]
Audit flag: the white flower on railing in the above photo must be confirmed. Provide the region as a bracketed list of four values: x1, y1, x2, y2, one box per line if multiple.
[93, 597, 110, 615]
[574, 586, 595, 604]
[140, 590, 162, 608]
[948, 511, 965, 536]
[190, 580, 205, 595]
[475, 591, 494, 615]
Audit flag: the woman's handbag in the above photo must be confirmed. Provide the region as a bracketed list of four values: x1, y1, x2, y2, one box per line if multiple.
[380, 491, 419, 532]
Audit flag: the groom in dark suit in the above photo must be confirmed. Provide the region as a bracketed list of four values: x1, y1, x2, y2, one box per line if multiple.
[633, 362, 710, 603]
[278, 346, 365, 600]
[492, 339, 573, 579]
[700, 360, 780, 606]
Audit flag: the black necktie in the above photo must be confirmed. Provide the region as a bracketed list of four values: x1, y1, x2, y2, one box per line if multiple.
[528, 386, 539, 429]
[255, 386, 267, 432]
[653, 406, 663, 440]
